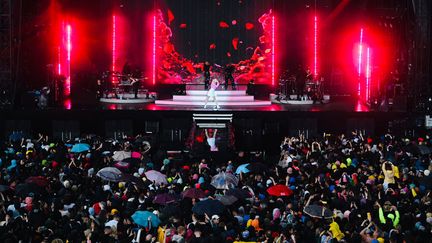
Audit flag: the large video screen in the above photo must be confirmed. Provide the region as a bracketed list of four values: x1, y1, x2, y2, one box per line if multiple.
[156, 0, 274, 84]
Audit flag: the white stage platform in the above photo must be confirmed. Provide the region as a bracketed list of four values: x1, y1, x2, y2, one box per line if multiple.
[155, 89, 271, 107]
[270, 94, 331, 105]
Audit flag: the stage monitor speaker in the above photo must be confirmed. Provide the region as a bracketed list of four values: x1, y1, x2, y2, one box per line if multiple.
[346, 118, 374, 135]
[263, 121, 280, 135]
[145, 121, 159, 134]
[4, 120, 31, 140]
[105, 120, 133, 138]
[52, 121, 80, 140]
[289, 118, 317, 138]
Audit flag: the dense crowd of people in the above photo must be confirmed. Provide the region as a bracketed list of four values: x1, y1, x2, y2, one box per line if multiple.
[0, 131, 431, 243]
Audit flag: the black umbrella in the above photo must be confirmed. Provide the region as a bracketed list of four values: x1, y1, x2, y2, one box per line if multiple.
[416, 145, 432, 155]
[160, 204, 182, 219]
[303, 205, 333, 219]
[122, 157, 142, 164]
[192, 199, 226, 216]
[246, 163, 268, 173]
[225, 188, 252, 199]
[15, 183, 46, 197]
[122, 174, 149, 189]
[215, 195, 238, 206]
[0, 185, 10, 192]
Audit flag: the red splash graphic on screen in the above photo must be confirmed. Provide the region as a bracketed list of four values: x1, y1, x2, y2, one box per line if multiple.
[232, 37, 239, 50]
[179, 23, 187, 29]
[209, 43, 216, 49]
[245, 22, 254, 30]
[167, 9, 175, 25]
[219, 21, 229, 28]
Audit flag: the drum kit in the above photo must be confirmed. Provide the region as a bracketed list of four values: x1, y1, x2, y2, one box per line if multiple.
[276, 70, 323, 102]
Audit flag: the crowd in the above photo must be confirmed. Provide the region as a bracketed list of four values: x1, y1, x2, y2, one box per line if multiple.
[0, 131, 431, 243]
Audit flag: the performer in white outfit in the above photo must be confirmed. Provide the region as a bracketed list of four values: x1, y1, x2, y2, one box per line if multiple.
[204, 78, 221, 110]
[205, 129, 218, 151]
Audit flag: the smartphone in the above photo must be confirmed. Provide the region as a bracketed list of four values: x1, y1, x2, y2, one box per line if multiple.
[367, 212, 371, 222]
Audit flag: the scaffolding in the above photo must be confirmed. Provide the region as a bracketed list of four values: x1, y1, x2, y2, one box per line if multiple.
[0, 0, 12, 107]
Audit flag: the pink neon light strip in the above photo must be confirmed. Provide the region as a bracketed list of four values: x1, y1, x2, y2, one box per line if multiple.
[57, 46, 61, 75]
[272, 15, 275, 86]
[357, 28, 363, 96]
[314, 16, 317, 78]
[153, 14, 156, 85]
[66, 24, 71, 95]
[366, 48, 371, 101]
[112, 15, 116, 74]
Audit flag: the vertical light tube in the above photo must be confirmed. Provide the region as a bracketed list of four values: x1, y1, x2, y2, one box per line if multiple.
[112, 15, 116, 80]
[272, 14, 275, 86]
[357, 28, 363, 97]
[153, 14, 156, 85]
[57, 46, 61, 75]
[66, 24, 71, 96]
[314, 16, 317, 78]
[366, 48, 371, 101]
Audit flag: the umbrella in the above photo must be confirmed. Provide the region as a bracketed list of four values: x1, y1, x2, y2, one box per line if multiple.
[247, 162, 268, 173]
[235, 163, 250, 174]
[144, 170, 168, 185]
[122, 174, 149, 189]
[112, 151, 131, 161]
[160, 204, 182, 219]
[192, 199, 226, 216]
[153, 193, 178, 205]
[96, 167, 123, 182]
[267, 184, 293, 197]
[215, 195, 238, 205]
[25, 176, 49, 187]
[182, 188, 206, 199]
[0, 185, 10, 192]
[416, 145, 432, 155]
[114, 161, 131, 170]
[211, 172, 239, 189]
[131, 211, 161, 228]
[303, 205, 333, 219]
[122, 157, 141, 164]
[131, 151, 141, 159]
[225, 188, 252, 199]
[71, 143, 90, 153]
[15, 183, 45, 197]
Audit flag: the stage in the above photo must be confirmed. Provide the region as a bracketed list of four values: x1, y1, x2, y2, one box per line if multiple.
[1, 93, 420, 152]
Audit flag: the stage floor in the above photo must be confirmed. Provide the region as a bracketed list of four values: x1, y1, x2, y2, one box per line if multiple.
[99, 96, 371, 112]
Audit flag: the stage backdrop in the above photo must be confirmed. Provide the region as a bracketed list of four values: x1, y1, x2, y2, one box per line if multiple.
[156, 0, 274, 84]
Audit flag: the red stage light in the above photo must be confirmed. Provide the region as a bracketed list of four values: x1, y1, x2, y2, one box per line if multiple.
[366, 47, 371, 101]
[314, 16, 318, 78]
[272, 14, 275, 86]
[357, 28, 363, 97]
[112, 15, 116, 82]
[66, 24, 71, 96]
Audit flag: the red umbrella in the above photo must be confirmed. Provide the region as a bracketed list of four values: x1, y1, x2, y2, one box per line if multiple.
[25, 176, 49, 187]
[267, 184, 293, 197]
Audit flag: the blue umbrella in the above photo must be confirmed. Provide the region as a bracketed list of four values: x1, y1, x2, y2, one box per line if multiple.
[71, 143, 90, 153]
[131, 211, 161, 228]
[235, 163, 250, 174]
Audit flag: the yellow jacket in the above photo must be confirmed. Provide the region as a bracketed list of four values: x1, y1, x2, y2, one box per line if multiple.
[329, 221, 345, 241]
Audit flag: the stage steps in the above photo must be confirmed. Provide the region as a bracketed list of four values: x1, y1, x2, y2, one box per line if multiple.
[155, 90, 271, 107]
